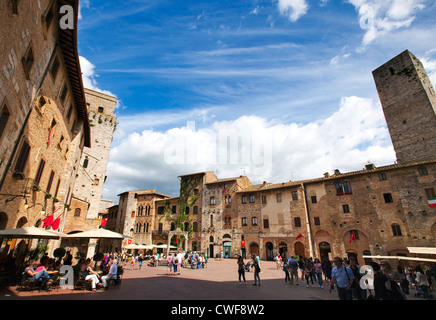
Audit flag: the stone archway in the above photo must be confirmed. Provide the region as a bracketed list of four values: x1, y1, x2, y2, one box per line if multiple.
[0, 212, 8, 230]
[167, 228, 188, 256]
[294, 242, 305, 257]
[265, 242, 274, 260]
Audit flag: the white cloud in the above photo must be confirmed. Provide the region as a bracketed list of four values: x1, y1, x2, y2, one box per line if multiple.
[347, 0, 426, 47]
[79, 56, 116, 97]
[103, 96, 396, 202]
[276, 0, 309, 22]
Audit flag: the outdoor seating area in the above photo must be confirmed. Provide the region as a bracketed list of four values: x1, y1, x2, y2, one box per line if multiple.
[0, 226, 129, 294]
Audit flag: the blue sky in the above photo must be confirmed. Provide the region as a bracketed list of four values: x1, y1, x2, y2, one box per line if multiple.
[77, 0, 436, 202]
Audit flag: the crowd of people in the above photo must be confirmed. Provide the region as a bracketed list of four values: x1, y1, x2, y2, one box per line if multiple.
[22, 251, 123, 292]
[269, 253, 435, 300]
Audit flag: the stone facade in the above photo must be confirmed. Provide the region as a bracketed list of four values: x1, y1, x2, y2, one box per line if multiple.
[373, 50, 436, 164]
[0, 0, 90, 238]
[71, 88, 117, 220]
[107, 50, 436, 265]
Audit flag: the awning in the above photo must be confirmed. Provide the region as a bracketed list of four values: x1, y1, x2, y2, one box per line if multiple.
[363, 255, 436, 263]
[65, 228, 131, 239]
[407, 247, 436, 255]
[0, 226, 64, 239]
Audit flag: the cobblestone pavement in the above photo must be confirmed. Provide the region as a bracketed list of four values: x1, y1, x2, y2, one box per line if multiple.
[0, 259, 427, 301]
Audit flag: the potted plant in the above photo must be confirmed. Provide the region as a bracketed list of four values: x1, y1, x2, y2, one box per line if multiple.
[53, 247, 66, 265]
[33, 184, 41, 191]
[53, 198, 59, 203]
[45, 193, 52, 199]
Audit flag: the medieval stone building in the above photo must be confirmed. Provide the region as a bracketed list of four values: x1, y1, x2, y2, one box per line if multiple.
[0, 1, 118, 260]
[0, 0, 90, 237]
[110, 50, 435, 265]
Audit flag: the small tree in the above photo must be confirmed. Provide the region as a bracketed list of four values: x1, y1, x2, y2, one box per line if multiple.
[53, 247, 66, 265]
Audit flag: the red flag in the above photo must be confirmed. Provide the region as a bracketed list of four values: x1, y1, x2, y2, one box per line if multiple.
[42, 215, 54, 228]
[101, 218, 107, 227]
[51, 217, 60, 230]
[176, 236, 179, 244]
[349, 231, 356, 244]
[295, 233, 303, 240]
[222, 189, 227, 193]
[47, 130, 54, 146]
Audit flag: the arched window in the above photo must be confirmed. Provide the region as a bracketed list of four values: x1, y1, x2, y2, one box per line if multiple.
[210, 197, 216, 205]
[74, 208, 81, 217]
[193, 206, 198, 214]
[184, 222, 190, 231]
[170, 222, 175, 231]
[193, 222, 198, 232]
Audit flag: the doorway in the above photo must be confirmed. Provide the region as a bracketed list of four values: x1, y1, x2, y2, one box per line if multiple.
[278, 242, 288, 259]
[319, 242, 331, 261]
[265, 242, 274, 260]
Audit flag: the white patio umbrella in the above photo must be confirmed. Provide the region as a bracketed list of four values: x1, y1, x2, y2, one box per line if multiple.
[0, 226, 64, 239]
[124, 243, 141, 249]
[65, 228, 131, 239]
[154, 244, 177, 249]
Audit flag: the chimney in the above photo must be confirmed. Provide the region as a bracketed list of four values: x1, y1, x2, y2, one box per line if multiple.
[365, 163, 375, 170]
[334, 169, 341, 175]
[324, 172, 330, 178]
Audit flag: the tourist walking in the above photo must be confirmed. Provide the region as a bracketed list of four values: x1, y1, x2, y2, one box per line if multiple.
[288, 256, 299, 285]
[348, 257, 366, 300]
[380, 260, 406, 300]
[313, 258, 324, 288]
[415, 265, 431, 299]
[322, 258, 333, 287]
[329, 257, 355, 300]
[167, 254, 173, 275]
[138, 254, 144, 270]
[252, 254, 261, 286]
[303, 258, 315, 288]
[237, 255, 247, 285]
[398, 266, 409, 294]
[283, 259, 290, 283]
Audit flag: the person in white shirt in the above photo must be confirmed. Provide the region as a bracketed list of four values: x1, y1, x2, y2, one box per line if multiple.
[102, 259, 118, 289]
[176, 252, 184, 274]
[415, 265, 430, 299]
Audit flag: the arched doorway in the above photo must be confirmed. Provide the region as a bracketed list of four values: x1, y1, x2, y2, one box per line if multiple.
[223, 241, 231, 258]
[318, 242, 331, 262]
[223, 234, 232, 258]
[16, 217, 27, 228]
[294, 242, 305, 258]
[278, 242, 288, 259]
[265, 242, 274, 260]
[250, 243, 259, 257]
[209, 236, 214, 258]
[0, 212, 8, 230]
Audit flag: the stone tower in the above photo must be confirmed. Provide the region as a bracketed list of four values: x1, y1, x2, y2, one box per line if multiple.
[372, 50, 436, 164]
[72, 88, 118, 219]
